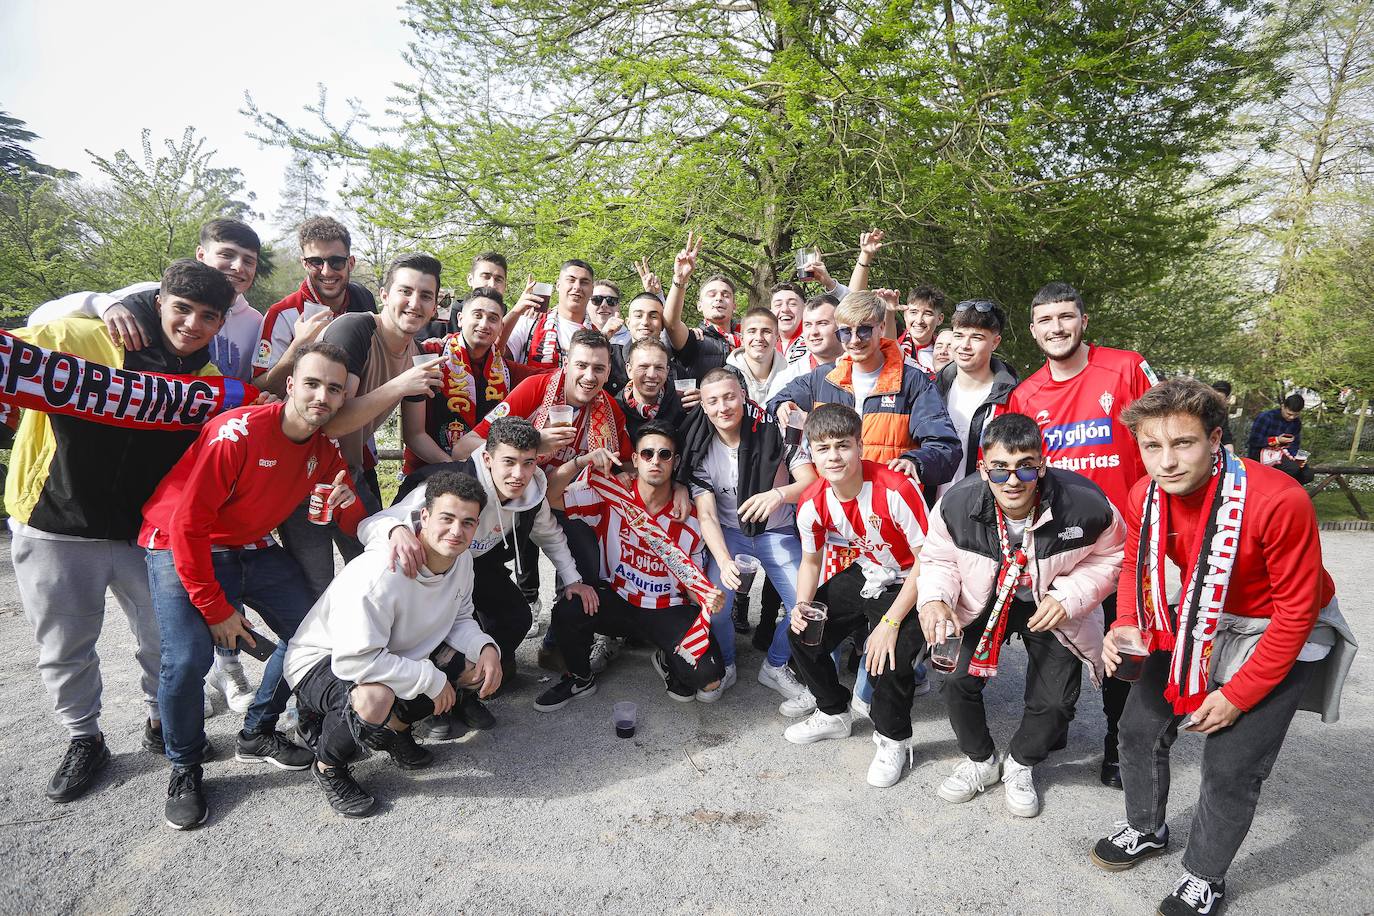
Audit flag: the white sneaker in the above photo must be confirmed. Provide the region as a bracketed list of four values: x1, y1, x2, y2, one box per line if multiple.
[783, 709, 852, 745]
[937, 754, 1002, 803]
[850, 694, 871, 719]
[524, 601, 543, 640]
[778, 688, 816, 718]
[589, 635, 623, 675]
[758, 662, 807, 701]
[202, 689, 215, 718]
[696, 663, 736, 703]
[1002, 755, 1040, 817]
[867, 732, 914, 787]
[211, 655, 256, 714]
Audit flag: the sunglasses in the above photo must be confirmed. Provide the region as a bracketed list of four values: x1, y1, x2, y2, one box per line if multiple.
[985, 465, 1041, 484]
[590, 295, 621, 307]
[303, 255, 349, 271]
[836, 324, 877, 344]
[955, 299, 997, 313]
[638, 447, 675, 462]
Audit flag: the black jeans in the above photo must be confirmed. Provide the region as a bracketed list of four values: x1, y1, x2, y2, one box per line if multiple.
[471, 551, 535, 659]
[1101, 591, 1129, 752]
[942, 599, 1083, 767]
[1119, 649, 1316, 882]
[787, 564, 927, 740]
[293, 653, 465, 767]
[549, 582, 724, 690]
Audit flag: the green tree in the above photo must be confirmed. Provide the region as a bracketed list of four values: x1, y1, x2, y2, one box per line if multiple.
[0, 171, 95, 319]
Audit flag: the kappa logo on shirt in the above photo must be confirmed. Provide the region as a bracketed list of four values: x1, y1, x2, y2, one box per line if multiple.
[211, 416, 251, 445]
[258, 459, 277, 468]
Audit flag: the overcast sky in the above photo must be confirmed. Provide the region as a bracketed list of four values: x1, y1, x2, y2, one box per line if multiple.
[0, 0, 412, 238]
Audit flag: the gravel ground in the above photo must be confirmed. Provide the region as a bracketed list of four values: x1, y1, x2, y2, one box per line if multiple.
[0, 530, 1368, 915]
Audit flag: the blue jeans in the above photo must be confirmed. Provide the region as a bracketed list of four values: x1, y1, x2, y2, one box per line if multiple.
[707, 527, 801, 667]
[147, 547, 315, 766]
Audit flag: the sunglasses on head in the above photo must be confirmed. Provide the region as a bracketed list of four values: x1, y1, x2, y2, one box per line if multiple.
[638, 447, 675, 462]
[590, 295, 621, 307]
[985, 465, 1040, 484]
[836, 324, 877, 344]
[955, 299, 997, 313]
[303, 255, 349, 271]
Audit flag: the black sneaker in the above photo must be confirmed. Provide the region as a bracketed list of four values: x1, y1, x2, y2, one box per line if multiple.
[1158, 872, 1225, 915]
[455, 690, 496, 730]
[1101, 737, 1123, 789]
[313, 763, 375, 818]
[142, 720, 216, 762]
[46, 735, 111, 803]
[234, 729, 313, 771]
[375, 728, 433, 770]
[651, 650, 695, 703]
[412, 712, 466, 741]
[1091, 822, 1170, 871]
[733, 593, 752, 633]
[164, 765, 208, 830]
[533, 674, 597, 712]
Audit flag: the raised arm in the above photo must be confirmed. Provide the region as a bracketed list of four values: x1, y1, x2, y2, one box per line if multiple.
[847, 228, 884, 293]
[663, 231, 703, 350]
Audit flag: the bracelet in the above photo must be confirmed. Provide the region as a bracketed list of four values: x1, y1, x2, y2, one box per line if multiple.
[880, 615, 899, 629]
[672, 279, 684, 288]
[858, 259, 871, 268]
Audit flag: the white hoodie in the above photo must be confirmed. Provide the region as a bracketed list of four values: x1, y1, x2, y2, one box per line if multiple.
[357, 457, 581, 587]
[726, 347, 788, 405]
[284, 548, 495, 700]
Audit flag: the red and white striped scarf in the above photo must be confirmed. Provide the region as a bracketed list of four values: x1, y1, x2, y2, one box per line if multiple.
[0, 331, 255, 432]
[581, 469, 719, 664]
[531, 368, 621, 456]
[1136, 448, 1246, 714]
[968, 501, 1035, 677]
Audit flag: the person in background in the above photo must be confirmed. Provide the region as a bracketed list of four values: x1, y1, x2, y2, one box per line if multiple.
[1246, 393, 1312, 483]
[932, 329, 955, 373]
[897, 285, 947, 373]
[589, 278, 627, 345]
[932, 300, 1018, 499]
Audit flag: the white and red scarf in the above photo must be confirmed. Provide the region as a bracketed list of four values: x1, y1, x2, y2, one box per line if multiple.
[524, 311, 591, 371]
[0, 331, 255, 432]
[621, 389, 660, 420]
[532, 368, 621, 455]
[581, 469, 719, 664]
[969, 501, 1036, 678]
[1135, 448, 1247, 714]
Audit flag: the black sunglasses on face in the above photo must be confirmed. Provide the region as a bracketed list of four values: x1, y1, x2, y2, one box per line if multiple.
[836, 324, 877, 344]
[638, 447, 675, 462]
[590, 295, 621, 307]
[303, 255, 349, 271]
[955, 299, 997, 313]
[985, 466, 1040, 484]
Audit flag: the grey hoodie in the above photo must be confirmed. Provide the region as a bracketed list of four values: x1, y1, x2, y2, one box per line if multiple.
[357, 458, 580, 586]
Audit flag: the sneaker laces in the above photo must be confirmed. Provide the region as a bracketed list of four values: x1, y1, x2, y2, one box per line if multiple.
[1110, 821, 1146, 849]
[874, 736, 913, 769]
[774, 664, 804, 692]
[1004, 762, 1034, 792]
[950, 757, 986, 791]
[320, 765, 369, 805]
[1173, 873, 1215, 907]
[57, 737, 102, 777]
[224, 665, 252, 696]
[168, 766, 201, 798]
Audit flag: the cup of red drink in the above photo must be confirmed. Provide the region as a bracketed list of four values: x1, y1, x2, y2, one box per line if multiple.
[1112, 627, 1150, 682]
[928, 620, 962, 672]
[797, 601, 828, 647]
[733, 554, 759, 593]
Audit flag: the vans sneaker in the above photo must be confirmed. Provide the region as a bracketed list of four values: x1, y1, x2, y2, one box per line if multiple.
[783, 709, 852, 745]
[937, 754, 1001, 803]
[1158, 872, 1225, 916]
[1091, 821, 1171, 871]
[866, 733, 913, 788]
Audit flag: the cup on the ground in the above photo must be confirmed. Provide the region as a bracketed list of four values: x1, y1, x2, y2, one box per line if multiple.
[733, 554, 760, 593]
[1112, 627, 1150, 682]
[547, 404, 575, 428]
[797, 601, 828, 647]
[612, 701, 637, 739]
[929, 620, 962, 673]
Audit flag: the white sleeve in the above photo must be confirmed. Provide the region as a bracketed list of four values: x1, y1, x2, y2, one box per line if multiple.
[505, 315, 535, 362]
[329, 579, 448, 700]
[357, 487, 424, 550]
[26, 281, 158, 325]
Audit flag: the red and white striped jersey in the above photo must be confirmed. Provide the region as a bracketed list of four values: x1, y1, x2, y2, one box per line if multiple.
[797, 460, 928, 590]
[563, 483, 706, 608]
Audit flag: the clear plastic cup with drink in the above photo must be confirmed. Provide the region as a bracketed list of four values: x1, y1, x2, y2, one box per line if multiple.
[547, 404, 575, 428]
[612, 701, 637, 739]
[531, 281, 554, 312]
[733, 554, 760, 593]
[1112, 627, 1150, 682]
[674, 378, 697, 394]
[797, 601, 828, 647]
[785, 410, 806, 447]
[928, 620, 962, 672]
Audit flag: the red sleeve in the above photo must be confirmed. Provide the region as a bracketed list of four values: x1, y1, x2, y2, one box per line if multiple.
[1220, 483, 1325, 711]
[167, 420, 249, 625]
[319, 441, 366, 538]
[471, 376, 544, 437]
[1111, 477, 1148, 631]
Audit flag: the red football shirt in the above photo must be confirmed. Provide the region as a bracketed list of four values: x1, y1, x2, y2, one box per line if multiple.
[472, 372, 630, 468]
[1006, 344, 1156, 513]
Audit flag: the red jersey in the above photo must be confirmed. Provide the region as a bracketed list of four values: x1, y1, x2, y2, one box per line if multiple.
[796, 460, 928, 591]
[562, 483, 705, 608]
[1006, 344, 1157, 513]
[1114, 459, 1335, 711]
[140, 402, 366, 625]
[472, 372, 630, 468]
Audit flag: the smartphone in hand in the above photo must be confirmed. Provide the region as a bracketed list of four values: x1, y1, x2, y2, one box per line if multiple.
[235, 626, 278, 662]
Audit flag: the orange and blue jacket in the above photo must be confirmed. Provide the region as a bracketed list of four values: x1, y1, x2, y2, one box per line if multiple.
[768, 338, 962, 494]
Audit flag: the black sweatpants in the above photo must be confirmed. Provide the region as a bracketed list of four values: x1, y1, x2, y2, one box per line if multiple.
[1101, 592, 1130, 752]
[943, 598, 1084, 767]
[549, 582, 724, 690]
[471, 550, 534, 659]
[787, 564, 927, 741]
[293, 652, 467, 767]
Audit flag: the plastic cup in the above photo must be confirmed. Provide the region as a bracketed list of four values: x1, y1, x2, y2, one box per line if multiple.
[797, 601, 828, 647]
[794, 248, 816, 280]
[612, 701, 638, 739]
[785, 411, 805, 446]
[1112, 628, 1150, 682]
[547, 404, 575, 428]
[733, 554, 760, 594]
[531, 281, 553, 312]
[929, 621, 962, 673]
[674, 378, 697, 393]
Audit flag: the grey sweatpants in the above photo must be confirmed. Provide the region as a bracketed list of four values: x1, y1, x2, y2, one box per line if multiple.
[11, 529, 161, 737]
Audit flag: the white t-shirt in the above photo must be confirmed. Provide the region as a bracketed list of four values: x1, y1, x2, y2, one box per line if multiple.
[507, 313, 587, 363]
[852, 365, 883, 414]
[691, 437, 810, 532]
[1004, 515, 1034, 601]
[939, 378, 994, 497]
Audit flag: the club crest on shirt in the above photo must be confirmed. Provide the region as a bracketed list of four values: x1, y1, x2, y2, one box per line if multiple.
[867, 513, 881, 531]
[307, 456, 318, 478]
[1099, 391, 1114, 414]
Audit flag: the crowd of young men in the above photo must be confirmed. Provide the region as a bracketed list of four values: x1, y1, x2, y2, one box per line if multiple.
[4, 218, 1354, 916]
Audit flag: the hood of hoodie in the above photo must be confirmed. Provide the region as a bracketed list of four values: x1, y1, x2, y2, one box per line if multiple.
[935, 356, 1019, 404]
[467, 451, 551, 564]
